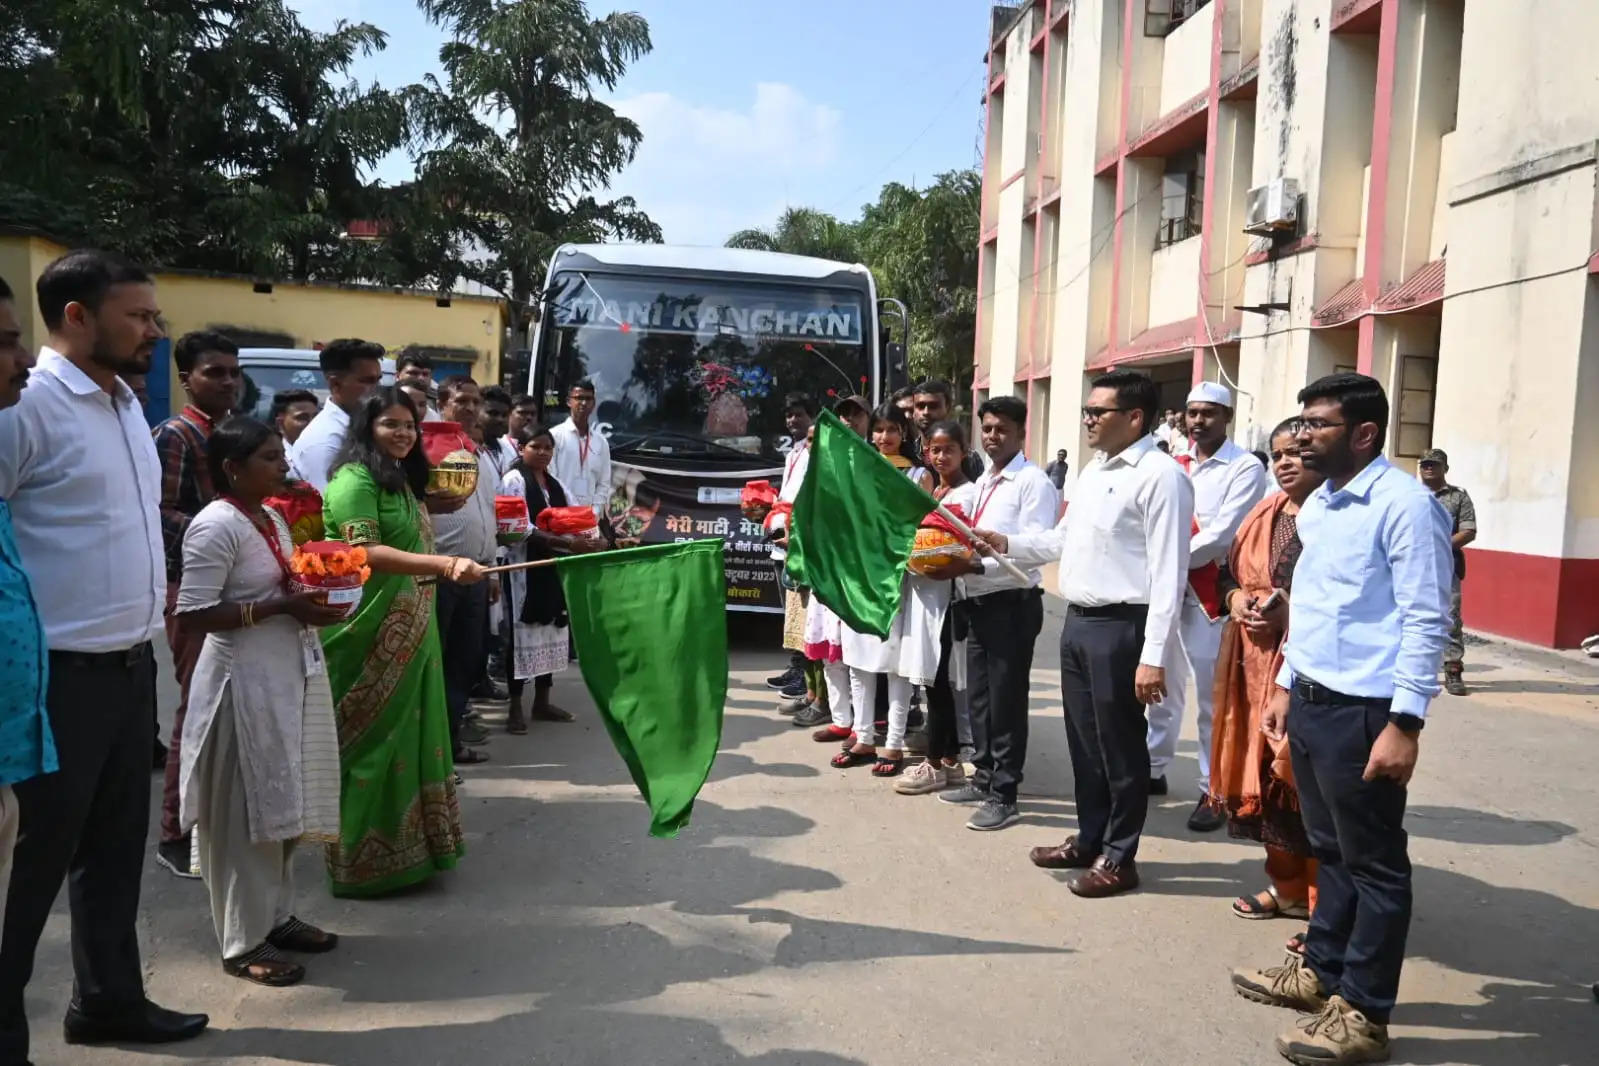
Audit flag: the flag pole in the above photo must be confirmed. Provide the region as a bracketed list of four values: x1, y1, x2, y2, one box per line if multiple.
[419, 556, 561, 585]
[928, 501, 1035, 585]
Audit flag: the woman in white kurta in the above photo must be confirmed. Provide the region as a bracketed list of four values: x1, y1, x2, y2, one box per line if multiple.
[833, 404, 937, 777]
[498, 424, 579, 732]
[175, 417, 345, 987]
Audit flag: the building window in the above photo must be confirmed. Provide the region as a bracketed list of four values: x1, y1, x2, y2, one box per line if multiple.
[1157, 150, 1204, 248]
[1145, 0, 1212, 37]
[1395, 354, 1438, 459]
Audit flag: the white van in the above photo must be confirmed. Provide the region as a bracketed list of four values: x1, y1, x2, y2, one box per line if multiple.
[238, 348, 396, 421]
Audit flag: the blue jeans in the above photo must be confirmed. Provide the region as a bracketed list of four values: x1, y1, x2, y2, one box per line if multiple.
[1289, 686, 1411, 1025]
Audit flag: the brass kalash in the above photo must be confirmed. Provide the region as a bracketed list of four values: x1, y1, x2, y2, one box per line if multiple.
[421, 422, 480, 502]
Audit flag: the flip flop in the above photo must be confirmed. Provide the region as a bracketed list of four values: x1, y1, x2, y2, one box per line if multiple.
[830, 749, 876, 769]
[871, 756, 905, 778]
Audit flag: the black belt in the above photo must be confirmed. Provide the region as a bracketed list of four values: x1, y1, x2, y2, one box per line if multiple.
[1066, 602, 1148, 620]
[964, 587, 1043, 607]
[1292, 676, 1387, 707]
[50, 642, 153, 672]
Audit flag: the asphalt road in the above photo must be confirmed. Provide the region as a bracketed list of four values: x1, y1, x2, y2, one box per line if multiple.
[18, 600, 1599, 1066]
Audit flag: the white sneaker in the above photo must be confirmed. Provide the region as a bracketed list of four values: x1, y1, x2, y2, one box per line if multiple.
[895, 761, 947, 795]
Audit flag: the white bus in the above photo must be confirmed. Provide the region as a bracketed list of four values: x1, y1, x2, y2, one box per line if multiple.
[528, 243, 908, 613]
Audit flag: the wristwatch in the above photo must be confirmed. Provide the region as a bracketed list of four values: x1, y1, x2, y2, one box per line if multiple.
[1388, 712, 1425, 734]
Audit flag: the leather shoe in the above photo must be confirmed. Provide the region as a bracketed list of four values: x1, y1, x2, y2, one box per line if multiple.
[1068, 856, 1139, 898]
[1148, 775, 1168, 796]
[63, 1000, 209, 1046]
[1029, 834, 1098, 870]
[1187, 797, 1226, 833]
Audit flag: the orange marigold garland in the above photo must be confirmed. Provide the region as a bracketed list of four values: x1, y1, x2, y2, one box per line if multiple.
[289, 541, 372, 620]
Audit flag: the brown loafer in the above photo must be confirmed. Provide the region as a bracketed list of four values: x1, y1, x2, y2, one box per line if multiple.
[1068, 856, 1139, 898]
[1029, 835, 1098, 870]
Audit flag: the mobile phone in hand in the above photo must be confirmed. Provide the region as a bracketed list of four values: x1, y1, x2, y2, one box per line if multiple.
[1258, 588, 1285, 611]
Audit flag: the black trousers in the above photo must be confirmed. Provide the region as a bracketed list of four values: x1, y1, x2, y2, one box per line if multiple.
[1290, 686, 1410, 1025]
[1058, 606, 1150, 864]
[436, 581, 489, 753]
[963, 589, 1044, 803]
[924, 611, 960, 763]
[1, 645, 155, 1064]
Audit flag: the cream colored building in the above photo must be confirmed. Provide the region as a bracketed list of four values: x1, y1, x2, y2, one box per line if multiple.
[975, 0, 1599, 647]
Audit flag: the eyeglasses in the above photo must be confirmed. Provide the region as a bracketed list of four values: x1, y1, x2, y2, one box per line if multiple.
[1290, 418, 1346, 434]
[1081, 406, 1125, 422]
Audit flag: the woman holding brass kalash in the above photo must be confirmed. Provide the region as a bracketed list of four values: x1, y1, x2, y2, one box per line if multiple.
[319, 386, 486, 898]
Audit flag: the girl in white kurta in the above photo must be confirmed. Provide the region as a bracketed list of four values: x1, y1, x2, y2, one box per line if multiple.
[175, 418, 344, 987]
[498, 424, 577, 732]
[833, 404, 937, 777]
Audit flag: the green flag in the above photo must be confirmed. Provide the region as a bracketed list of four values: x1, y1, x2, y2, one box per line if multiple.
[787, 409, 937, 637]
[558, 539, 728, 838]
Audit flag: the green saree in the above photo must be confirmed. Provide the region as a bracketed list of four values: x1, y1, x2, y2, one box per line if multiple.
[320, 463, 464, 898]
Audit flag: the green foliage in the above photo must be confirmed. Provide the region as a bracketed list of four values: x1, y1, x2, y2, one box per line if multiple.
[727, 172, 980, 391]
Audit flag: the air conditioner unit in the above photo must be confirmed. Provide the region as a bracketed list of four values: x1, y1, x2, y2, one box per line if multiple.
[1244, 178, 1301, 235]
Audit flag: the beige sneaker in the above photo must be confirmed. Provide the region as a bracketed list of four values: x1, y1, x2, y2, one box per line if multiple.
[1275, 995, 1390, 1065]
[895, 761, 947, 795]
[1231, 952, 1329, 1011]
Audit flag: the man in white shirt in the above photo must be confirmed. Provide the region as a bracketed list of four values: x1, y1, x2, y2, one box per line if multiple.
[550, 378, 612, 518]
[0, 250, 208, 1059]
[289, 339, 384, 490]
[478, 385, 520, 479]
[432, 377, 502, 762]
[766, 392, 817, 711]
[936, 395, 1058, 832]
[1148, 382, 1267, 832]
[977, 369, 1192, 898]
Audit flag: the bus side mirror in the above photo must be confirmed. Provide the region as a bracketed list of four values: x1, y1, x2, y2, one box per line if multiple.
[886, 342, 908, 390]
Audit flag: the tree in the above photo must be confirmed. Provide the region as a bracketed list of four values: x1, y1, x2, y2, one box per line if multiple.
[726, 207, 861, 262]
[857, 171, 981, 391]
[408, 0, 663, 340]
[0, 0, 414, 281]
[727, 172, 980, 392]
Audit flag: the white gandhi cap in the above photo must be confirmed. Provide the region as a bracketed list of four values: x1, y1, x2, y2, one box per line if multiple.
[1186, 381, 1233, 409]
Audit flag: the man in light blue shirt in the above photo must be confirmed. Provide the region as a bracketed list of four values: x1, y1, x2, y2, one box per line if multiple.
[1231, 373, 1451, 1066]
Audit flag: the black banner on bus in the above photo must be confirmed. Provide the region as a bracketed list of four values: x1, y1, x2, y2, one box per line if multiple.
[603, 462, 784, 611]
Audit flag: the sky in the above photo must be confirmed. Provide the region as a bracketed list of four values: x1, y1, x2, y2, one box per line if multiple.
[295, 0, 993, 246]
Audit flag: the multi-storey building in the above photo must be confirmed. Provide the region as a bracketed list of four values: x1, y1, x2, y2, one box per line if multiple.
[974, 0, 1599, 648]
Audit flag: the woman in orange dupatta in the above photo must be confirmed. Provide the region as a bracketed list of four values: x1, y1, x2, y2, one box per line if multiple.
[1209, 420, 1325, 948]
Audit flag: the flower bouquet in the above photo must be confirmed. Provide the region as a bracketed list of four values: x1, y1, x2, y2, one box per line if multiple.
[265, 481, 325, 546]
[495, 495, 531, 546]
[288, 542, 372, 620]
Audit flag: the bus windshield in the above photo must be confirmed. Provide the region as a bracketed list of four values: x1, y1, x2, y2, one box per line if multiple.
[542, 271, 872, 464]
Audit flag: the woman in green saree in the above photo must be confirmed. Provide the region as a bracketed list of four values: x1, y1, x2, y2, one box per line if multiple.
[319, 387, 485, 897]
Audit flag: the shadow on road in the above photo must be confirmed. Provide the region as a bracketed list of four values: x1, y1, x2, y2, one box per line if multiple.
[1404, 804, 1576, 846]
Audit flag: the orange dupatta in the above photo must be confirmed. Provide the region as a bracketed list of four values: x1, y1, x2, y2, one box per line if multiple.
[1208, 492, 1299, 823]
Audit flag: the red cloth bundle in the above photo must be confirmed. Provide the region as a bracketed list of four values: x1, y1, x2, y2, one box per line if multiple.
[917, 502, 973, 546]
[265, 481, 324, 546]
[494, 495, 531, 546]
[535, 505, 599, 536]
[741, 479, 777, 521]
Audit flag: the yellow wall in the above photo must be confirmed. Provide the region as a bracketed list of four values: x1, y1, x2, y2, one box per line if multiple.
[0, 233, 505, 406]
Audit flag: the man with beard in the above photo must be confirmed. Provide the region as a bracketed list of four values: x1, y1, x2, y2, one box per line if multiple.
[1231, 373, 1451, 1066]
[1148, 381, 1266, 832]
[911, 380, 984, 480]
[0, 251, 209, 1062]
[290, 338, 384, 490]
[153, 331, 243, 879]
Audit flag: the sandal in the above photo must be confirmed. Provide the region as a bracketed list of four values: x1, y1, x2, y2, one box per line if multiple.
[223, 942, 305, 987]
[454, 747, 491, 765]
[1286, 932, 1307, 956]
[830, 748, 877, 769]
[506, 711, 528, 735]
[1232, 885, 1309, 920]
[531, 704, 575, 723]
[268, 915, 338, 954]
[871, 755, 904, 777]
